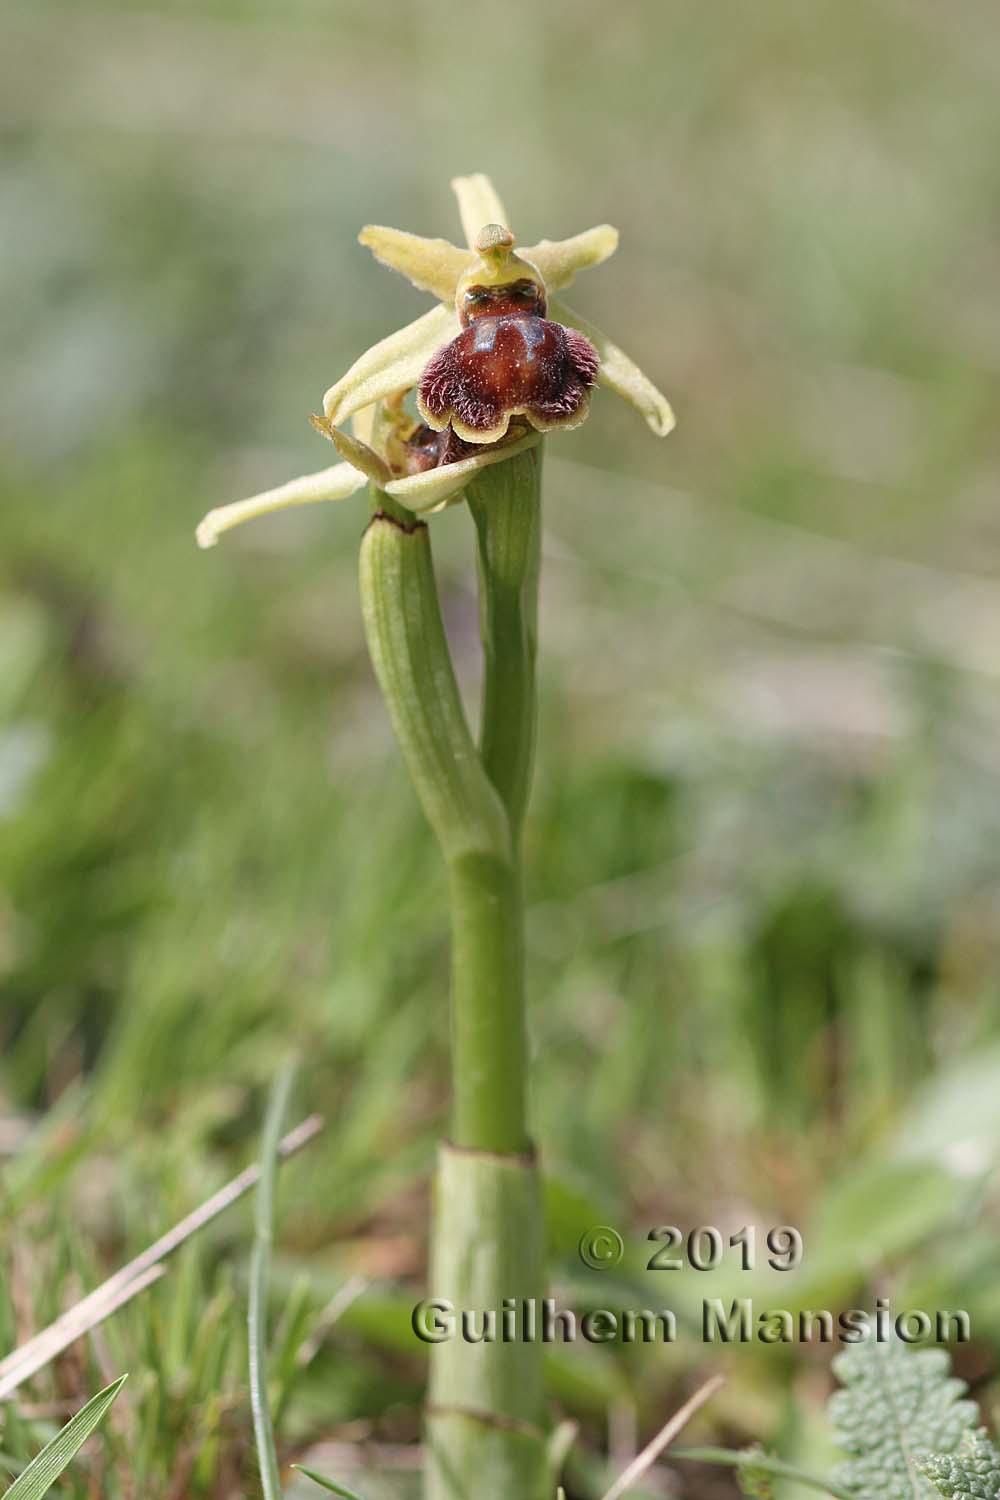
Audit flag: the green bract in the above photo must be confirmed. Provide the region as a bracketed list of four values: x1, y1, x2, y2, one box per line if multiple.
[196, 173, 673, 548]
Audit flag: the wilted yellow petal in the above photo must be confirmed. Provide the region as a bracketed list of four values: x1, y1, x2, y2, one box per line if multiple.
[551, 297, 675, 438]
[196, 463, 366, 549]
[358, 226, 470, 304]
[310, 414, 393, 484]
[520, 225, 619, 292]
[322, 303, 459, 428]
[384, 429, 542, 513]
[451, 174, 510, 248]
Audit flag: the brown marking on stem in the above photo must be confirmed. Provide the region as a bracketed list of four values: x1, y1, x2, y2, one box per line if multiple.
[439, 1138, 538, 1168]
[365, 510, 427, 536]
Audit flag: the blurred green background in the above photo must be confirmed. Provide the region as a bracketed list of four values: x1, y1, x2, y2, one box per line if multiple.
[3, 0, 1000, 1495]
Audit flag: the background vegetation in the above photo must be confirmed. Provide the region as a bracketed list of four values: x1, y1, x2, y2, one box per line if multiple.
[2, 0, 1000, 1494]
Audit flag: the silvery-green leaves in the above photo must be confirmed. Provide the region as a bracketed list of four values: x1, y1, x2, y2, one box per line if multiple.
[829, 1342, 978, 1500]
[917, 1431, 1000, 1499]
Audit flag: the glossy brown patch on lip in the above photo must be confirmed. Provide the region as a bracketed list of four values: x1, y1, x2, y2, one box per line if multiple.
[419, 315, 599, 438]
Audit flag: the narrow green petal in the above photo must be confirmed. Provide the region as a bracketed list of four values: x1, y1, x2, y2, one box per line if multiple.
[520, 225, 619, 292]
[550, 296, 676, 437]
[322, 304, 458, 427]
[451, 174, 511, 247]
[358, 226, 470, 303]
[310, 414, 393, 485]
[385, 430, 542, 514]
[196, 463, 366, 548]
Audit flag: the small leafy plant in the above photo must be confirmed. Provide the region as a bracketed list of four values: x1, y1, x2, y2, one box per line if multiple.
[830, 1340, 979, 1499]
[680, 1339, 994, 1500]
[918, 1430, 1000, 1499]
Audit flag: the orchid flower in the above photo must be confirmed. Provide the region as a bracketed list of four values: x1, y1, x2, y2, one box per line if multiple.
[195, 175, 680, 1500]
[196, 173, 673, 549]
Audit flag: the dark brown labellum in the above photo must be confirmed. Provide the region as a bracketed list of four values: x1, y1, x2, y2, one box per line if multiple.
[419, 312, 599, 442]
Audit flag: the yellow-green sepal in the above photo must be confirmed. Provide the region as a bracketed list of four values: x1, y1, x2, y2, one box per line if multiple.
[322, 303, 458, 427]
[358, 226, 470, 302]
[551, 295, 675, 437]
[196, 462, 366, 548]
[520, 225, 619, 291]
[451, 174, 511, 246]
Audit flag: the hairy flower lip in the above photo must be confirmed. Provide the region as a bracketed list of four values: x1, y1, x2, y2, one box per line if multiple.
[418, 400, 590, 448]
[417, 316, 599, 445]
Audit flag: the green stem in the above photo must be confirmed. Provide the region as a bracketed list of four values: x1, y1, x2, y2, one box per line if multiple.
[448, 447, 542, 1152]
[672, 1447, 855, 1500]
[358, 459, 549, 1500]
[358, 505, 509, 870]
[467, 446, 542, 843]
[425, 1143, 548, 1500]
[448, 851, 529, 1154]
[359, 477, 539, 1146]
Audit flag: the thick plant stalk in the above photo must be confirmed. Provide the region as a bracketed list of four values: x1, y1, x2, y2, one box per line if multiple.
[357, 497, 526, 1154]
[358, 453, 549, 1500]
[425, 1144, 547, 1499]
[467, 446, 542, 841]
[447, 850, 530, 1154]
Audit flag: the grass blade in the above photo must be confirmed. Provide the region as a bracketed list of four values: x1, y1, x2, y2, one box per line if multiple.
[292, 1464, 366, 1498]
[0, 1114, 323, 1402]
[601, 1374, 725, 1500]
[4, 1374, 126, 1500]
[249, 1064, 296, 1500]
